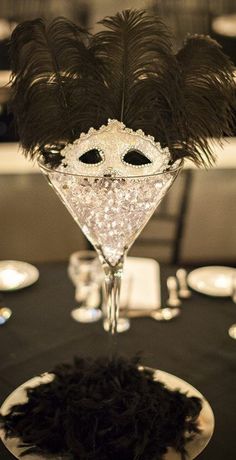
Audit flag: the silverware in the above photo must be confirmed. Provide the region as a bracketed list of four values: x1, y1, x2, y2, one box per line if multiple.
[0, 307, 12, 325]
[166, 276, 181, 307]
[176, 268, 192, 299]
[122, 307, 180, 321]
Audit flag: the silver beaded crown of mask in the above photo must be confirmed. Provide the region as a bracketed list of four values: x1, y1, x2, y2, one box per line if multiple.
[59, 119, 173, 177]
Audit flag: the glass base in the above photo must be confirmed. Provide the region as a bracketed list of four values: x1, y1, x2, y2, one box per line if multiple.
[71, 307, 102, 323]
[0, 307, 12, 325]
[103, 317, 130, 333]
[228, 323, 236, 339]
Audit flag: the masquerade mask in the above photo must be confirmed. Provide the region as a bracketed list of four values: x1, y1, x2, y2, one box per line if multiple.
[61, 119, 172, 176]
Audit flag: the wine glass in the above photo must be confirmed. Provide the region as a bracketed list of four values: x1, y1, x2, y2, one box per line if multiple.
[68, 250, 103, 323]
[228, 274, 236, 339]
[38, 159, 183, 343]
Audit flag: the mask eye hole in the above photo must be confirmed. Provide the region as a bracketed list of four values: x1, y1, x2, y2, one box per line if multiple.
[79, 149, 103, 165]
[123, 150, 152, 166]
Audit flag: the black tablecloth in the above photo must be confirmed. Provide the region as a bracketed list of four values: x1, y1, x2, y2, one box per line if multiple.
[0, 262, 236, 459]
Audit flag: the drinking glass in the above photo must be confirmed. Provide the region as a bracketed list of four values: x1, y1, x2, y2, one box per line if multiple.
[68, 250, 103, 323]
[228, 274, 236, 339]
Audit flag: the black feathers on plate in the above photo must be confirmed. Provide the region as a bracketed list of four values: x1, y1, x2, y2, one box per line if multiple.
[9, 10, 236, 165]
[0, 356, 202, 460]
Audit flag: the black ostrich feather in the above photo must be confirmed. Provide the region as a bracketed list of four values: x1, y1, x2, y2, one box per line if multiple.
[10, 17, 112, 159]
[92, 11, 178, 123]
[9, 10, 236, 166]
[176, 34, 236, 166]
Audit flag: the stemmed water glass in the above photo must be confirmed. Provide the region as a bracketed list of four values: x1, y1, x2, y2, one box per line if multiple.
[228, 274, 236, 339]
[68, 250, 103, 323]
[38, 158, 183, 343]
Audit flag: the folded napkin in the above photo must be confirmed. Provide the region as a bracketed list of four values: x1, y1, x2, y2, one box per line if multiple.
[120, 257, 161, 310]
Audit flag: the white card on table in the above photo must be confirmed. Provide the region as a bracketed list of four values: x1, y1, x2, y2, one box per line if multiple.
[120, 257, 161, 310]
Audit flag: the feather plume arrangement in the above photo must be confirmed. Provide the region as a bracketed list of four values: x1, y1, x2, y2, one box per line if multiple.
[9, 9, 236, 166]
[0, 356, 202, 460]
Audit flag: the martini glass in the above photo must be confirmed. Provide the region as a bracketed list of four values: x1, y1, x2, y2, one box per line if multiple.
[38, 159, 183, 341]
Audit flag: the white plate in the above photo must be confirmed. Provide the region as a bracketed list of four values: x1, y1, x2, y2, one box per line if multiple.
[0, 261, 39, 291]
[187, 266, 236, 297]
[0, 370, 214, 460]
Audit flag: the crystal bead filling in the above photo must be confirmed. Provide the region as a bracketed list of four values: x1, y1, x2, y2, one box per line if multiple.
[48, 172, 174, 266]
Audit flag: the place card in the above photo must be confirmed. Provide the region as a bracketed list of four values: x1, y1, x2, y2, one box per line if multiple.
[121, 257, 161, 310]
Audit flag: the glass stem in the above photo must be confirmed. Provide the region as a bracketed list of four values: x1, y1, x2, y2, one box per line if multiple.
[103, 264, 123, 336]
[96, 246, 125, 355]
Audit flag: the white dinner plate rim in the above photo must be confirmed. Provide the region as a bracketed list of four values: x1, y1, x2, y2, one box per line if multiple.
[187, 265, 236, 297]
[0, 260, 39, 291]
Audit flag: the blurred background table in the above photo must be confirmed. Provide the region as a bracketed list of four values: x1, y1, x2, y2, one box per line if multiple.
[0, 261, 236, 460]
